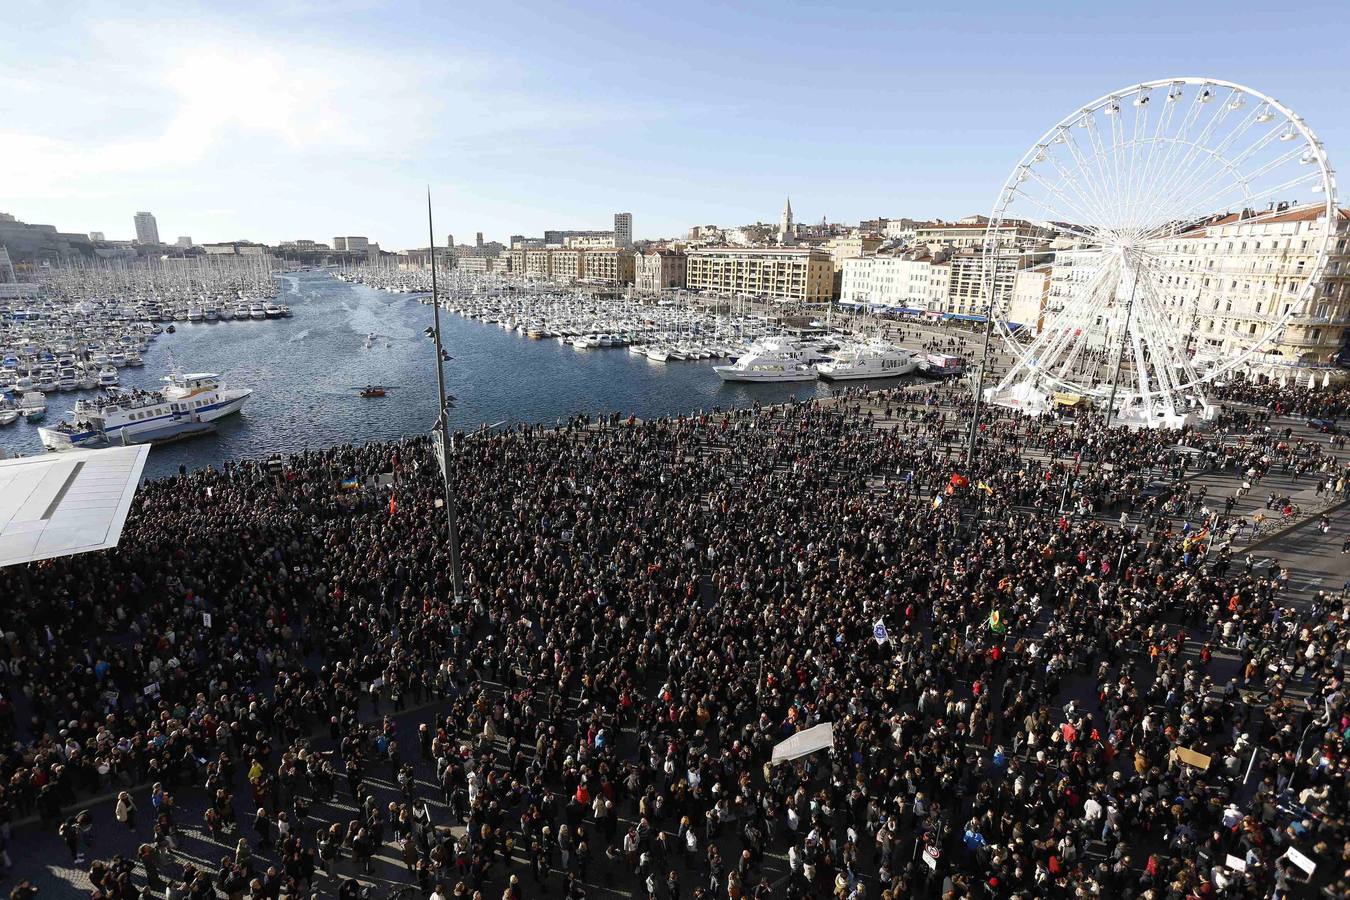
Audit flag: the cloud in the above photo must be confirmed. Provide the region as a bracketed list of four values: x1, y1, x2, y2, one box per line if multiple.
[0, 15, 651, 205]
[1, 24, 456, 203]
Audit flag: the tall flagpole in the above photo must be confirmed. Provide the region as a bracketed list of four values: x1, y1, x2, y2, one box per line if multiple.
[428, 189, 465, 602]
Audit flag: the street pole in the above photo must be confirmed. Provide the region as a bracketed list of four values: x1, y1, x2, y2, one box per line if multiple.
[1104, 261, 1140, 430]
[427, 190, 466, 603]
[1286, 710, 1331, 796]
[965, 248, 999, 469]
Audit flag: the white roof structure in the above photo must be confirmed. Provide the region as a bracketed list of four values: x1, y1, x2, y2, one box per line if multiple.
[0, 445, 149, 568]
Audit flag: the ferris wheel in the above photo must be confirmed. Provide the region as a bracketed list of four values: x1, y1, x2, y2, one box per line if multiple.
[983, 77, 1337, 426]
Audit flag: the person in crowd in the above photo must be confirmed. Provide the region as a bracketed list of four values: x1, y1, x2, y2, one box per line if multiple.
[0, 380, 1345, 899]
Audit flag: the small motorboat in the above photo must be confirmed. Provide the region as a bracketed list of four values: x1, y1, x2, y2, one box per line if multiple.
[359, 385, 387, 398]
[166, 324, 176, 333]
[17, 391, 46, 418]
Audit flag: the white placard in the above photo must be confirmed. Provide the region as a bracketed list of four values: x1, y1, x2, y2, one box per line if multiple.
[770, 722, 834, 765]
[1283, 846, 1316, 876]
[1224, 854, 1247, 873]
[202, 612, 213, 628]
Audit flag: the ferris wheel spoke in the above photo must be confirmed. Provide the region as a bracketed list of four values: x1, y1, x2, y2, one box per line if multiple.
[1156, 107, 1278, 215]
[1132, 261, 1207, 391]
[1129, 86, 1184, 232]
[1002, 186, 1101, 241]
[1145, 133, 1309, 238]
[1108, 100, 1132, 226]
[1161, 165, 1323, 240]
[1132, 89, 1216, 237]
[1038, 149, 1118, 231]
[1018, 165, 1112, 232]
[1082, 113, 1127, 225]
[1122, 96, 1161, 232]
[1057, 127, 1123, 228]
[1049, 283, 1117, 381]
[994, 255, 1114, 390]
[1136, 86, 1243, 231]
[1027, 258, 1120, 379]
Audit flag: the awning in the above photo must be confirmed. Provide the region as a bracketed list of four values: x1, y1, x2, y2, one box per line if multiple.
[0, 445, 149, 567]
[893, 307, 925, 315]
[944, 313, 988, 322]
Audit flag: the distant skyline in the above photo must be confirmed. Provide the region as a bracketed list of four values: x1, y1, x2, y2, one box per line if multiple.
[3, 0, 1348, 249]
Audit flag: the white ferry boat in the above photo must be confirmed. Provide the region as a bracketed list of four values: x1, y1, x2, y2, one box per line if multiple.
[817, 341, 918, 380]
[713, 336, 818, 383]
[37, 370, 252, 451]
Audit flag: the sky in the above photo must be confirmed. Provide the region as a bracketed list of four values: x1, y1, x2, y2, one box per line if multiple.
[2, 0, 1347, 249]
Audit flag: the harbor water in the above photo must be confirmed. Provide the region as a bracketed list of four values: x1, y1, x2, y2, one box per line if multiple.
[1, 271, 915, 480]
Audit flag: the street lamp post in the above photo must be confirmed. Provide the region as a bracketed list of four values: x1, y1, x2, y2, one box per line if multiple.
[966, 247, 999, 469]
[426, 190, 466, 603]
[1104, 260, 1140, 430]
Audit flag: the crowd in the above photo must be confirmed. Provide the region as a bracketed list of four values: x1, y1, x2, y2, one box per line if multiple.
[1207, 382, 1350, 422]
[0, 384, 1346, 900]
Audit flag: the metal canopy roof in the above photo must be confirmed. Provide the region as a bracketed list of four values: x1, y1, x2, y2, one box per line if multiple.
[0, 445, 149, 568]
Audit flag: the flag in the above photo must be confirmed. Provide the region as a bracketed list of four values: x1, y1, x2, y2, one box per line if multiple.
[388, 493, 398, 516]
[949, 473, 969, 488]
[931, 495, 944, 510]
[977, 481, 993, 496]
[872, 619, 890, 645]
[340, 477, 360, 491]
[988, 609, 1006, 633]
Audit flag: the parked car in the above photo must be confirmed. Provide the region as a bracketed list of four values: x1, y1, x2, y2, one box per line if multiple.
[1307, 417, 1339, 434]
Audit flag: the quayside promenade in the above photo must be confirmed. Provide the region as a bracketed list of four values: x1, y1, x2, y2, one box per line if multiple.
[0, 381, 1347, 900]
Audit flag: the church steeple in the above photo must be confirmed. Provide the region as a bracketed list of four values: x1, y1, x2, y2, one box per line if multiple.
[779, 196, 794, 244]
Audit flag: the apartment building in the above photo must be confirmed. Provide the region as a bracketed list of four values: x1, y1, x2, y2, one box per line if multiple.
[1148, 204, 1350, 365]
[948, 247, 1051, 317]
[825, 234, 884, 270]
[581, 247, 635, 285]
[1007, 265, 1052, 333]
[686, 247, 835, 302]
[635, 249, 687, 292]
[839, 251, 949, 310]
[549, 248, 585, 280]
[524, 248, 552, 278]
[915, 215, 1048, 250]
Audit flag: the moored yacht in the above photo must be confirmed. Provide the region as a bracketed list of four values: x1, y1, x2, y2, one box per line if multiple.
[816, 341, 919, 380]
[713, 337, 818, 383]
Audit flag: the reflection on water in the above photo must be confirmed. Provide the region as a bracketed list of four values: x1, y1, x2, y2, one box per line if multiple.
[2, 272, 914, 480]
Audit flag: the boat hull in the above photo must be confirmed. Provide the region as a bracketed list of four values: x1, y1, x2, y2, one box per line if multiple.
[714, 366, 816, 383]
[817, 363, 916, 381]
